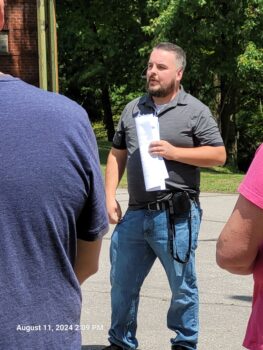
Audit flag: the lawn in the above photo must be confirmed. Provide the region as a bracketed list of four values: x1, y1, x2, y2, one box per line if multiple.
[97, 139, 128, 187]
[97, 139, 244, 193]
[200, 167, 244, 193]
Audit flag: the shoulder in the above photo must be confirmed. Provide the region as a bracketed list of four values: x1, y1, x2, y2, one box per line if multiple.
[17, 81, 95, 144]
[180, 90, 210, 115]
[120, 95, 145, 121]
[243, 144, 263, 177]
[255, 144, 263, 159]
[39, 87, 87, 121]
[15, 79, 87, 121]
[179, 90, 218, 131]
[123, 96, 144, 111]
[239, 144, 263, 209]
[3, 78, 89, 128]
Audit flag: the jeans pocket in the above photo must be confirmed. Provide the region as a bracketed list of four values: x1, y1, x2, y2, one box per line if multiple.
[118, 209, 132, 224]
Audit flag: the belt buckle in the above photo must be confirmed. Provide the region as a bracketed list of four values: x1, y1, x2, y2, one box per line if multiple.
[147, 202, 160, 211]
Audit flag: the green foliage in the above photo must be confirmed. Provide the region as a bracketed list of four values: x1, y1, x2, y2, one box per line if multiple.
[92, 121, 108, 140]
[56, 0, 148, 103]
[236, 106, 263, 171]
[57, 0, 263, 169]
[237, 42, 263, 91]
[143, 0, 180, 37]
[110, 85, 142, 118]
[141, 0, 263, 169]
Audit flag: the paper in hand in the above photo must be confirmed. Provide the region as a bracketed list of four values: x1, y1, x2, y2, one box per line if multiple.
[135, 114, 168, 191]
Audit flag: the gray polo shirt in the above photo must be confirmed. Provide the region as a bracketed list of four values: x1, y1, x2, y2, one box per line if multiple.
[113, 86, 224, 208]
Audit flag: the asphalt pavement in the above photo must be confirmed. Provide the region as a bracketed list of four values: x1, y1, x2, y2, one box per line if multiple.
[80, 190, 253, 350]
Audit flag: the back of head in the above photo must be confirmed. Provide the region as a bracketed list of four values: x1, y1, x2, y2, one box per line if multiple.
[0, 0, 4, 30]
[154, 42, 187, 71]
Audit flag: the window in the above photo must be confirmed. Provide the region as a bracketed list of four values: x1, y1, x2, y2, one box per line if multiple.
[0, 31, 9, 54]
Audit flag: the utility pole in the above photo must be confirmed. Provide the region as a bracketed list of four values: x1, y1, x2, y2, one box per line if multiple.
[37, 0, 59, 92]
[47, 0, 59, 92]
[37, 0, 48, 90]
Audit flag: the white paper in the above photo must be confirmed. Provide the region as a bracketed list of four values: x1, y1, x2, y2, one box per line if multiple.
[135, 114, 168, 191]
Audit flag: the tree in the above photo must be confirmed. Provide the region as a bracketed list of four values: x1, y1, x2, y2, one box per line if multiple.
[143, 0, 263, 167]
[236, 40, 263, 170]
[56, 0, 263, 168]
[56, 0, 149, 141]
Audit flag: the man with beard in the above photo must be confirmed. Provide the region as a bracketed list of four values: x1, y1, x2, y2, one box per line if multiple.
[103, 42, 226, 350]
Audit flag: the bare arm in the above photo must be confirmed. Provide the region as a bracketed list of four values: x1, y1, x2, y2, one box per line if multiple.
[149, 141, 226, 167]
[216, 195, 263, 275]
[74, 239, 102, 285]
[105, 147, 127, 224]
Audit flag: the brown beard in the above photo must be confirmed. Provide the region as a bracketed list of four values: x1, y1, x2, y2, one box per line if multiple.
[146, 80, 176, 98]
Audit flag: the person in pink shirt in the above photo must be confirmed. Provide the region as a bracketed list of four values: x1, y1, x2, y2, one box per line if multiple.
[217, 144, 263, 350]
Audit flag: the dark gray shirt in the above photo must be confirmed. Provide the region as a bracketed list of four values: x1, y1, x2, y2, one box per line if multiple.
[113, 87, 224, 208]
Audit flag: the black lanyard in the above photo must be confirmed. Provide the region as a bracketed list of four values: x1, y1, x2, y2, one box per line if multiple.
[167, 198, 192, 264]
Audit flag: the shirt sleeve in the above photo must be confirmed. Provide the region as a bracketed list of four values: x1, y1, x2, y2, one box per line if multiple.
[76, 118, 109, 241]
[112, 108, 127, 149]
[192, 106, 224, 146]
[238, 144, 263, 210]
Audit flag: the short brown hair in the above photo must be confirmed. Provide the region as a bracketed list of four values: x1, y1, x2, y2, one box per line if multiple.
[154, 42, 186, 70]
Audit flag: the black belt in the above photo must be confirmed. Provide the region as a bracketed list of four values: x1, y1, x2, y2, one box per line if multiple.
[146, 193, 198, 211]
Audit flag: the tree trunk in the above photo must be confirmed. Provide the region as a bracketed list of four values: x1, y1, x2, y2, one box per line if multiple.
[101, 85, 115, 142]
[219, 78, 238, 166]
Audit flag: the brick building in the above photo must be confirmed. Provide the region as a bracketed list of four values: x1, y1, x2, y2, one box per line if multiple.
[0, 0, 39, 86]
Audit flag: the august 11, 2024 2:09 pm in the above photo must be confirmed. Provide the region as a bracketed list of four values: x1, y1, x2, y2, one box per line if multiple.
[16, 324, 104, 333]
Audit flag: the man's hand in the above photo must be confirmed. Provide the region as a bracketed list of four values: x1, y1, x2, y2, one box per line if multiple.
[149, 140, 175, 160]
[149, 141, 226, 167]
[107, 198, 122, 224]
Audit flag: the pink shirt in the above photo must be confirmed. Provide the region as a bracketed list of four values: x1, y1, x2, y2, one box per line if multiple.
[239, 144, 263, 350]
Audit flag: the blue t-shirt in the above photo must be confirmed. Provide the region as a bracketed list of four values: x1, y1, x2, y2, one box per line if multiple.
[0, 75, 108, 349]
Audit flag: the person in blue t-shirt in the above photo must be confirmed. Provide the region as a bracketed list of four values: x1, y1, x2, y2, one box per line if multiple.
[0, 3, 108, 349]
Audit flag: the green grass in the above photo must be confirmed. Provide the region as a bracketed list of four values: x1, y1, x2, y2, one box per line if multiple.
[200, 166, 244, 193]
[97, 140, 111, 165]
[97, 139, 128, 188]
[97, 139, 244, 193]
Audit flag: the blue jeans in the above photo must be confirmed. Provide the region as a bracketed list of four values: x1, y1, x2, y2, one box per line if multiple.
[109, 201, 202, 350]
